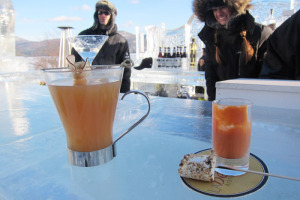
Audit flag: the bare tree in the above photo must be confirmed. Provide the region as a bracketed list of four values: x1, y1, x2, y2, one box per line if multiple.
[33, 33, 60, 69]
[34, 56, 58, 70]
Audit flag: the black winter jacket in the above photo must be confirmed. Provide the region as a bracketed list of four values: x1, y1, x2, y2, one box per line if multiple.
[73, 24, 131, 93]
[260, 9, 300, 80]
[199, 12, 272, 101]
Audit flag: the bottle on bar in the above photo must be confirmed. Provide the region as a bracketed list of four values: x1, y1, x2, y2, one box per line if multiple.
[179, 46, 183, 57]
[177, 46, 182, 68]
[176, 46, 181, 58]
[182, 46, 188, 71]
[182, 46, 187, 58]
[172, 47, 177, 68]
[166, 47, 171, 68]
[190, 38, 198, 69]
[162, 47, 167, 68]
[157, 46, 163, 68]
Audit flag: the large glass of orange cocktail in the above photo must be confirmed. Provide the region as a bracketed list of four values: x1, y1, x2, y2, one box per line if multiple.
[43, 66, 150, 167]
[212, 98, 252, 176]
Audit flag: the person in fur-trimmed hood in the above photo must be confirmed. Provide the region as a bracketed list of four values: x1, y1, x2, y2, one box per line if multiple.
[193, 0, 272, 101]
[73, 0, 131, 93]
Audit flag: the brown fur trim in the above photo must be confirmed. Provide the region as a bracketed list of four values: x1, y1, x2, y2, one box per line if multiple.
[193, 0, 252, 22]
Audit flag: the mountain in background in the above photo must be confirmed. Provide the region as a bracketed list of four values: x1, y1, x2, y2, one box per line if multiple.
[16, 37, 60, 57]
[16, 31, 136, 57]
[119, 31, 136, 54]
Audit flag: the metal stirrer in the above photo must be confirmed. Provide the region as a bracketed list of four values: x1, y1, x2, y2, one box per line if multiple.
[217, 166, 300, 181]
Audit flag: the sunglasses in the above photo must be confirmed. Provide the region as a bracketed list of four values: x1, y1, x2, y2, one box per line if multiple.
[98, 10, 110, 16]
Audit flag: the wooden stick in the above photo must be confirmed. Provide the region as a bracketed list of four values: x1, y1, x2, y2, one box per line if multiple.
[217, 166, 300, 181]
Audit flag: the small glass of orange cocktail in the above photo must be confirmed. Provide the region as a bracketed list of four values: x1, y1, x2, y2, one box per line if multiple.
[212, 98, 252, 176]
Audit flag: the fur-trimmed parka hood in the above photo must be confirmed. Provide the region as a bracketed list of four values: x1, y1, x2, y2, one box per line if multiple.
[193, 0, 252, 28]
[92, 0, 117, 33]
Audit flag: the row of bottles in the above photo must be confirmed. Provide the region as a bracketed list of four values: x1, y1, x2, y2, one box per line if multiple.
[153, 38, 200, 71]
[157, 46, 187, 69]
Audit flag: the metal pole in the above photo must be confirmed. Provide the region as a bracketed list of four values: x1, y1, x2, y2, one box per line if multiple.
[290, 0, 294, 10]
[58, 26, 73, 68]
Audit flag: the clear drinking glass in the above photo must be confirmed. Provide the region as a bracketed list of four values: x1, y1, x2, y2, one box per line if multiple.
[67, 35, 109, 65]
[212, 98, 253, 176]
[43, 66, 150, 167]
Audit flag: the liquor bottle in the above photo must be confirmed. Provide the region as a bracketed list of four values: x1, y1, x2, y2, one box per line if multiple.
[167, 47, 171, 57]
[198, 48, 206, 71]
[268, 9, 276, 30]
[164, 47, 168, 58]
[176, 46, 181, 58]
[157, 47, 163, 68]
[172, 47, 177, 68]
[182, 46, 187, 58]
[172, 47, 176, 57]
[158, 46, 163, 57]
[190, 38, 198, 69]
[181, 46, 188, 71]
[179, 47, 183, 58]
[166, 47, 171, 68]
[161, 47, 167, 68]
[176, 46, 182, 68]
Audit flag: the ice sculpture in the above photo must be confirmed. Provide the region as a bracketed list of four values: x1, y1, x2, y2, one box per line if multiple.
[0, 0, 15, 57]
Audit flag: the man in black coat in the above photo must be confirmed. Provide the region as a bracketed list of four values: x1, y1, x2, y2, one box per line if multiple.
[260, 9, 300, 80]
[73, 0, 131, 93]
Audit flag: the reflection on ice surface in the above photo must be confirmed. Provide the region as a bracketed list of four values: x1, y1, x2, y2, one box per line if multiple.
[0, 83, 63, 145]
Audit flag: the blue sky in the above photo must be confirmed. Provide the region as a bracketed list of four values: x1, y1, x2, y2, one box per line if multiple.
[12, 0, 194, 41]
[11, 0, 298, 41]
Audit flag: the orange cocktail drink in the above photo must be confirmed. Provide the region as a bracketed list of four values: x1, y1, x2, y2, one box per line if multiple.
[43, 65, 150, 167]
[48, 80, 121, 152]
[212, 98, 252, 176]
[43, 66, 124, 160]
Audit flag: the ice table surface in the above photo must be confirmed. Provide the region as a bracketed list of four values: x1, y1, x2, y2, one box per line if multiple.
[0, 81, 300, 200]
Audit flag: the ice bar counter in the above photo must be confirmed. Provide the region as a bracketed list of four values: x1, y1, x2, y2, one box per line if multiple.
[1, 81, 300, 199]
[131, 68, 206, 99]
